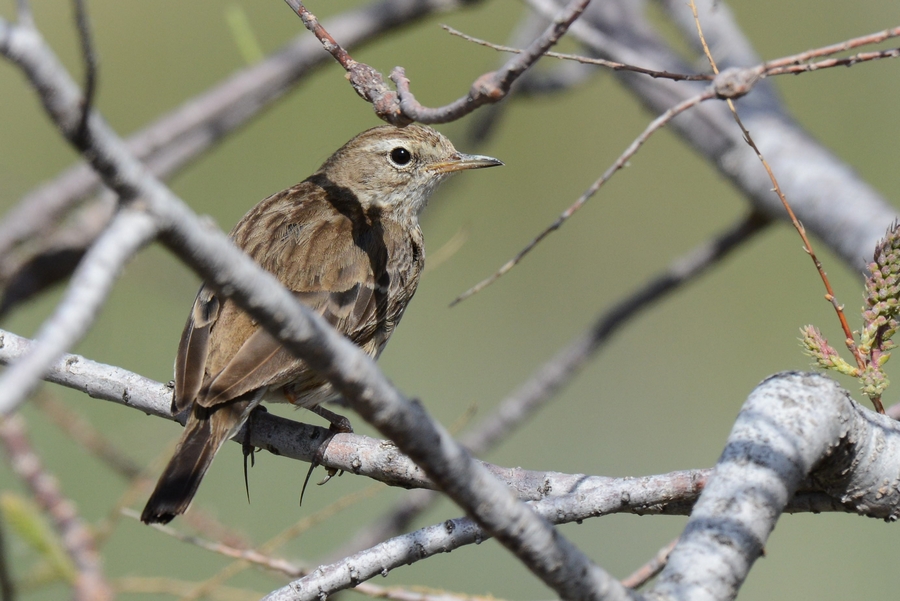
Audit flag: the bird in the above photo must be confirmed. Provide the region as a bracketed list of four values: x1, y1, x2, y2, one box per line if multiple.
[140, 124, 502, 524]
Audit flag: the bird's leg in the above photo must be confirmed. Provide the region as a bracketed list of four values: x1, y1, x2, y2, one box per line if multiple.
[298, 404, 353, 505]
[310, 404, 353, 435]
[241, 405, 267, 504]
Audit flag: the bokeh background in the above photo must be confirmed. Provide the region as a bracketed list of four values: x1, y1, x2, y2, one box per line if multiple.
[0, 0, 898, 599]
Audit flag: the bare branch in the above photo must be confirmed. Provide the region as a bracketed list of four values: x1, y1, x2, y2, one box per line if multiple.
[764, 47, 900, 75]
[284, 0, 592, 124]
[656, 372, 900, 599]
[761, 25, 900, 69]
[452, 86, 718, 304]
[443, 24, 713, 81]
[462, 211, 769, 451]
[263, 468, 703, 600]
[526, 0, 896, 272]
[0, 208, 157, 415]
[270, 391, 884, 601]
[133, 509, 504, 601]
[71, 0, 97, 147]
[0, 0, 472, 274]
[0, 18, 628, 599]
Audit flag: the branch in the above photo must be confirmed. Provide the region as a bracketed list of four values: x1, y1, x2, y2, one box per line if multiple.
[283, 0, 591, 124]
[460, 211, 769, 452]
[0, 16, 631, 598]
[451, 85, 718, 303]
[518, 0, 897, 273]
[71, 0, 96, 147]
[0, 208, 157, 415]
[655, 372, 900, 599]
[0, 0, 473, 305]
[264, 469, 702, 600]
[455, 3, 899, 299]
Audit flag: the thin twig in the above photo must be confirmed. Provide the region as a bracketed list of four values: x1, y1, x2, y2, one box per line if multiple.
[620, 538, 678, 589]
[764, 47, 900, 75]
[121, 509, 309, 578]
[71, 0, 96, 148]
[171, 484, 384, 601]
[762, 25, 900, 70]
[283, 0, 592, 124]
[0, 0, 470, 268]
[452, 5, 899, 303]
[687, 0, 879, 413]
[451, 87, 717, 305]
[422, 225, 469, 274]
[461, 211, 769, 449]
[443, 25, 713, 81]
[114, 576, 260, 601]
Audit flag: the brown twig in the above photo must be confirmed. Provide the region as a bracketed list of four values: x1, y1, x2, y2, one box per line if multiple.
[451, 87, 717, 305]
[762, 26, 900, 70]
[0, 0, 473, 317]
[620, 538, 678, 589]
[446, 23, 900, 81]
[283, 0, 592, 124]
[686, 1, 878, 411]
[448, 15, 899, 302]
[764, 47, 900, 75]
[443, 25, 713, 81]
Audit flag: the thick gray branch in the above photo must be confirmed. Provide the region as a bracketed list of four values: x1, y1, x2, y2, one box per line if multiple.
[652, 372, 900, 601]
[0, 208, 157, 411]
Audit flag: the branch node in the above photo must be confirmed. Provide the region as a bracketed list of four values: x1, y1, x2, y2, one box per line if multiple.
[471, 70, 505, 101]
[712, 67, 760, 100]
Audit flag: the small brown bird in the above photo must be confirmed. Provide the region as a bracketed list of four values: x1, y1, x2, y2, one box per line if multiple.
[141, 125, 501, 524]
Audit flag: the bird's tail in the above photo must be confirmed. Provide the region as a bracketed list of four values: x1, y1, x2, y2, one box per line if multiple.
[141, 406, 233, 525]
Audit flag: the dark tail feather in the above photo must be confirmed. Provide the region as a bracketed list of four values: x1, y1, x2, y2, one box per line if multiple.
[141, 411, 228, 524]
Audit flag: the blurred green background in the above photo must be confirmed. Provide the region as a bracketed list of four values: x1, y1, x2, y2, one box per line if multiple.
[0, 0, 898, 599]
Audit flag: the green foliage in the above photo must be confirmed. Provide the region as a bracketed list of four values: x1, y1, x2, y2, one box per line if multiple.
[0, 492, 77, 586]
[801, 223, 900, 405]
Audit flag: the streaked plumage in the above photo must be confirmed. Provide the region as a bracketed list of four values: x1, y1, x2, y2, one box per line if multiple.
[141, 125, 501, 524]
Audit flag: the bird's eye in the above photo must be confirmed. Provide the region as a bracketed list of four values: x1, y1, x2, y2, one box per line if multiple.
[390, 147, 412, 166]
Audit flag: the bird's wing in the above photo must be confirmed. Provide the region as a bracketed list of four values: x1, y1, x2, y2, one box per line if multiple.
[173, 287, 220, 413]
[175, 182, 423, 411]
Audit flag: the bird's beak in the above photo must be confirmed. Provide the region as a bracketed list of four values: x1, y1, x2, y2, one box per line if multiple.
[429, 152, 504, 174]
